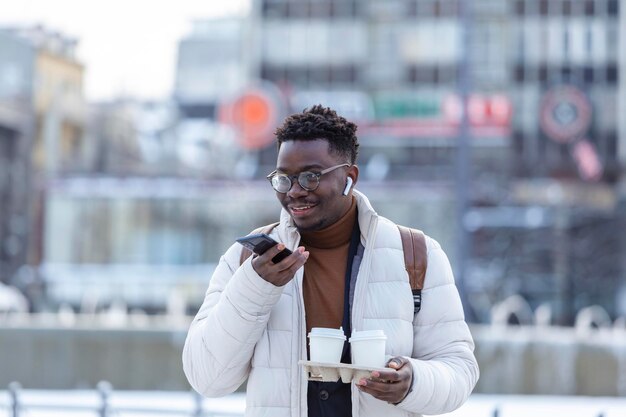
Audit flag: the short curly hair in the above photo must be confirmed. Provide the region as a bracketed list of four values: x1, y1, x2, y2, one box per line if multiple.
[275, 105, 359, 164]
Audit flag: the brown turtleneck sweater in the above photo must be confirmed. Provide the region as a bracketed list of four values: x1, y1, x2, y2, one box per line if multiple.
[300, 197, 357, 338]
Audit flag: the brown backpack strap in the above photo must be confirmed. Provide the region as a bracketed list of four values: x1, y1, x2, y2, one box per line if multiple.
[239, 222, 280, 265]
[398, 225, 427, 314]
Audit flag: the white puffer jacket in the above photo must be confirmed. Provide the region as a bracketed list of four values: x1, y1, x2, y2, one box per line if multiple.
[183, 190, 479, 417]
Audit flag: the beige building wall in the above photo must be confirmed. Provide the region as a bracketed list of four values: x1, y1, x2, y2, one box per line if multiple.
[32, 50, 85, 172]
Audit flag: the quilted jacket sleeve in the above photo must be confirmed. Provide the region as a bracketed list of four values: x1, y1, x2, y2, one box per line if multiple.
[397, 238, 479, 415]
[182, 243, 285, 397]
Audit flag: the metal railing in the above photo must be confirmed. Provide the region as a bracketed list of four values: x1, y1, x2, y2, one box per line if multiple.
[1, 382, 619, 417]
[3, 382, 245, 417]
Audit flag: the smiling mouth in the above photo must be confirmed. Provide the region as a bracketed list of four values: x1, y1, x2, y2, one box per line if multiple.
[289, 204, 317, 215]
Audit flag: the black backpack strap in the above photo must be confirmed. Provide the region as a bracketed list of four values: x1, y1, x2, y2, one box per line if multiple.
[239, 222, 280, 265]
[397, 225, 427, 315]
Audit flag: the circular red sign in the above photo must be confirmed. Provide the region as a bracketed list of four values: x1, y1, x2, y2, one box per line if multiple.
[218, 88, 279, 150]
[539, 85, 592, 144]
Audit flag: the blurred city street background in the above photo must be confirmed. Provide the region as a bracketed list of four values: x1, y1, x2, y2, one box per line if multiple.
[0, 0, 625, 415]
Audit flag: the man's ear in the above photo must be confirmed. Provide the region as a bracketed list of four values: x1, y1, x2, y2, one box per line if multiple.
[348, 165, 359, 185]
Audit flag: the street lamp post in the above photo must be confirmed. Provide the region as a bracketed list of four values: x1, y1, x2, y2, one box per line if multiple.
[456, 0, 475, 322]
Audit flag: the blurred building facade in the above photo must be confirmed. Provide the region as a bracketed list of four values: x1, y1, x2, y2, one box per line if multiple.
[0, 103, 33, 286]
[471, 0, 624, 323]
[0, 25, 87, 308]
[510, 0, 620, 181]
[86, 99, 189, 176]
[17, 2, 624, 321]
[174, 18, 251, 119]
[250, 0, 512, 183]
[0, 26, 86, 174]
[246, 0, 622, 183]
[172, 0, 625, 322]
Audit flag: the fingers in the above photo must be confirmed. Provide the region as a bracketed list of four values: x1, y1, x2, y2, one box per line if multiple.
[356, 357, 412, 404]
[387, 357, 403, 369]
[369, 369, 401, 383]
[252, 244, 309, 286]
[256, 243, 298, 267]
[260, 243, 291, 263]
[277, 248, 309, 275]
[386, 356, 409, 371]
[365, 357, 408, 383]
[356, 378, 404, 403]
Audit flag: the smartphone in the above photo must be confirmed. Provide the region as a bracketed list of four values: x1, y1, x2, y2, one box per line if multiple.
[236, 233, 293, 264]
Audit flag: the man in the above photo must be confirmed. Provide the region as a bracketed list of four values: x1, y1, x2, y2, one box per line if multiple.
[183, 105, 479, 417]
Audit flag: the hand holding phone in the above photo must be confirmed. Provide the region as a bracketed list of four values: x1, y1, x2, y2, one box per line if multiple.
[236, 233, 293, 264]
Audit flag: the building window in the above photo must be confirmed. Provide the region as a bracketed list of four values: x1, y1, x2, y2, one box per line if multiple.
[260, 64, 287, 84]
[262, 0, 288, 18]
[606, 63, 618, 84]
[330, 1, 359, 18]
[607, 0, 619, 16]
[329, 65, 358, 84]
[298, 65, 357, 86]
[283, 67, 307, 87]
[408, 65, 436, 84]
[438, 65, 456, 84]
[309, 66, 328, 85]
[539, 65, 548, 83]
[563, 0, 572, 16]
[407, 0, 418, 17]
[515, 0, 525, 16]
[417, 0, 436, 16]
[434, 0, 441, 16]
[286, 2, 308, 18]
[512, 130, 525, 171]
[437, 0, 459, 17]
[583, 66, 594, 84]
[560, 65, 572, 82]
[606, 131, 617, 161]
[310, 1, 330, 18]
[432, 0, 459, 17]
[584, 0, 595, 16]
[514, 64, 524, 83]
[407, 65, 457, 85]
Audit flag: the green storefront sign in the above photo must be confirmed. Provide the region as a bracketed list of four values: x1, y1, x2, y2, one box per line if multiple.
[374, 95, 441, 120]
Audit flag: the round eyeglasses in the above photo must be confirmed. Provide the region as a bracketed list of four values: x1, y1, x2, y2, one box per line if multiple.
[266, 163, 351, 193]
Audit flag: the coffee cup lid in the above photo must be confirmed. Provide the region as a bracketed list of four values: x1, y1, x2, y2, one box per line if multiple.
[349, 329, 387, 342]
[308, 327, 346, 340]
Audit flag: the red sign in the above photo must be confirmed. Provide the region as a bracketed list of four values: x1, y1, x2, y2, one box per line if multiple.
[443, 94, 512, 126]
[218, 87, 282, 150]
[540, 86, 592, 143]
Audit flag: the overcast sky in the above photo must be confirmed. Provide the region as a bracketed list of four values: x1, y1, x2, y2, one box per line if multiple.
[0, 0, 248, 102]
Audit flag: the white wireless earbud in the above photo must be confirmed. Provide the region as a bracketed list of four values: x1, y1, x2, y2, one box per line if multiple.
[343, 177, 353, 196]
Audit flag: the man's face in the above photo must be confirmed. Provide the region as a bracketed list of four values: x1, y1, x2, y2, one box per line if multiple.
[274, 139, 356, 232]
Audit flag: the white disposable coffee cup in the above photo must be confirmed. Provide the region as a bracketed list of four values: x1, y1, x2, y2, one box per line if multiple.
[349, 330, 387, 368]
[308, 327, 346, 364]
